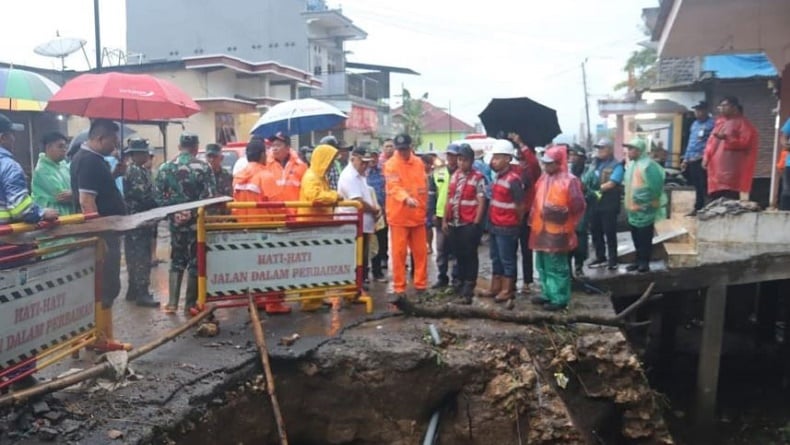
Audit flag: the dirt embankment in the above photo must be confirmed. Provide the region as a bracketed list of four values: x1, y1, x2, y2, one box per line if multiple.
[154, 317, 673, 445]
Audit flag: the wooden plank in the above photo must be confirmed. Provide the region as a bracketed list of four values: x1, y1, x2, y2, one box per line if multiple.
[695, 284, 727, 431]
[616, 228, 687, 258]
[1, 197, 231, 242]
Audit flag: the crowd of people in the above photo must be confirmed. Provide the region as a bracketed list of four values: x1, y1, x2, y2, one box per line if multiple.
[0, 93, 769, 330]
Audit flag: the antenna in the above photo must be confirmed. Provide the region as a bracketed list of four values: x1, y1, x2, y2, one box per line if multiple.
[34, 35, 89, 70]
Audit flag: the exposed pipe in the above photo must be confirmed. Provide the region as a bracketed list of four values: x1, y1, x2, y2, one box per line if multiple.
[422, 411, 440, 445]
[428, 324, 442, 346]
[423, 324, 443, 445]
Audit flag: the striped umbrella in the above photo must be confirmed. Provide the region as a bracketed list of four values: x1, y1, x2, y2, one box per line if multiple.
[0, 67, 60, 111]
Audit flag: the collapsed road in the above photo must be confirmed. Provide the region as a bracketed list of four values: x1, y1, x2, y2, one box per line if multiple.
[0, 274, 673, 445]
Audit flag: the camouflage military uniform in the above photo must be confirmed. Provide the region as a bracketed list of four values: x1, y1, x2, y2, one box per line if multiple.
[206, 167, 233, 216]
[154, 152, 217, 275]
[123, 162, 158, 300]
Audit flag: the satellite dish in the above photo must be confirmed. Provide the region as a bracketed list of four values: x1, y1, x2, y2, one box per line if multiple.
[34, 36, 88, 70]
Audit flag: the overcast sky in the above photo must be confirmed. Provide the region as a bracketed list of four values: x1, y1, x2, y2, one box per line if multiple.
[0, 0, 656, 140]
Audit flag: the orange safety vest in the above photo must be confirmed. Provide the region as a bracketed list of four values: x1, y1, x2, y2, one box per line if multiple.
[265, 150, 307, 202]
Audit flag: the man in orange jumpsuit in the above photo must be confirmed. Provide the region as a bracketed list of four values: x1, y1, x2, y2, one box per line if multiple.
[385, 133, 429, 298]
[265, 131, 307, 203]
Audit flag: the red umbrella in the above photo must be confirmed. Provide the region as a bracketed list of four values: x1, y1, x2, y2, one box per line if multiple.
[45, 72, 200, 121]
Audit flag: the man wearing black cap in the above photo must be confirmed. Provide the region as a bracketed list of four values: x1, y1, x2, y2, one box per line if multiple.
[122, 138, 160, 307]
[205, 143, 233, 216]
[154, 132, 217, 314]
[681, 101, 714, 215]
[384, 133, 429, 298]
[265, 131, 307, 204]
[0, 113, 59, 225]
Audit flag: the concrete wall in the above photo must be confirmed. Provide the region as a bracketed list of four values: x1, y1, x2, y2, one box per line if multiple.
[126, 0, 310, 70]
[697, 210, 790, 244]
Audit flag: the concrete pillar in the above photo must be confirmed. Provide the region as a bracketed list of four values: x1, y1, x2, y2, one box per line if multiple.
[695, 283, 727, 432]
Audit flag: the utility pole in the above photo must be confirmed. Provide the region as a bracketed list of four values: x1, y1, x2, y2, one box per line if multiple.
[581, 59, 592, 147]
[94, 0, 102, 71]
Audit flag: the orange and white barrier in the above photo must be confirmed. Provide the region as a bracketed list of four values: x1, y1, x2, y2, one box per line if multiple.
[0, 238, 104, 389]
[196, 201, 372, 314]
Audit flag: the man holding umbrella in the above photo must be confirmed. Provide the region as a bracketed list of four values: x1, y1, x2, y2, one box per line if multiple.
[155, 132, 217, 314]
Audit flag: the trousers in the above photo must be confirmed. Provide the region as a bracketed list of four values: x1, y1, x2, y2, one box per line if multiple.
[448, 224, 482, 283]
[125, 228, 153, 297]
[170, 229, 197, 276]
[391, 225, 427, 293]
[535, 251, 571, 306]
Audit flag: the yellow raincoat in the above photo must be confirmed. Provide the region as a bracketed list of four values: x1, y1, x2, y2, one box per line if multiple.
[298, 144, 339, 215]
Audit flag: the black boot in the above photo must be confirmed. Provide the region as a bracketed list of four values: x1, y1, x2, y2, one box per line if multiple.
[185, 275, 198, 314]
[136, 292, 160, 308]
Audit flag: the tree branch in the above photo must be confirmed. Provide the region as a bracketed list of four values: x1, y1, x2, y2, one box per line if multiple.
[392, 283, 656, 329]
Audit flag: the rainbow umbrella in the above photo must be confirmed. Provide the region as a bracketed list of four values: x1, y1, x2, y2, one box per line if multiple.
[0, 67, 60, 111]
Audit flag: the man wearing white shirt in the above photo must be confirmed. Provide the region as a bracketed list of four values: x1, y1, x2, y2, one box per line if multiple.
[338, 147, 381, 284]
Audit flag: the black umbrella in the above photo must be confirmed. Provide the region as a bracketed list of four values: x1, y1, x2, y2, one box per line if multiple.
[478, 97, 562, 148]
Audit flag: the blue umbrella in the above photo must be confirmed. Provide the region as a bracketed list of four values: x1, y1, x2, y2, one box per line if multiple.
[250, 98, 346, 138]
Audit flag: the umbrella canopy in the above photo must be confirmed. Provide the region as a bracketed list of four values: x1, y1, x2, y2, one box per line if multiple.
[45, 72, 200, 121]
[250, 98, 346, 138]
[0, 67, 60, 111]
[478, 97, 562, 148]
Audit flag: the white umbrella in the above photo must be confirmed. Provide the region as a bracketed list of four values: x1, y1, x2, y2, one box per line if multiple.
[250, 98, 346, 138]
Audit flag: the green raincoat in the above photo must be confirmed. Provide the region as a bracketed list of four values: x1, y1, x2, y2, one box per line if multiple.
[31, 153, 74, 216]
[624, 139, 665, 228]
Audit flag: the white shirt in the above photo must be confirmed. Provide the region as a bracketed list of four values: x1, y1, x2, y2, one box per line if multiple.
[337, 163, 375, 233]
[232, 157, 248, 175]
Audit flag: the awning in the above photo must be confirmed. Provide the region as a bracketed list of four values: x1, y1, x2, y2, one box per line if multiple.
[656, 0, 790, 69]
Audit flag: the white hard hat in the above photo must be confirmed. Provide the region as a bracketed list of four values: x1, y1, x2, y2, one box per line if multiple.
[490, 139, 515, 157]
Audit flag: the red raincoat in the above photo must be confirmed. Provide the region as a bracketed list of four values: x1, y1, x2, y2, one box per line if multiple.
[703, 115, 758, 194]
[529, 145, 586, 253]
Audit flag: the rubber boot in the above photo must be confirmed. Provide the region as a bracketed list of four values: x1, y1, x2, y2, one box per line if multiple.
[136, 291, 160, 308]
[495, 277, 515, 302]
[480, 275, 502, 298]
[165, 271, 183, 314]
[184, 275, 198, 315]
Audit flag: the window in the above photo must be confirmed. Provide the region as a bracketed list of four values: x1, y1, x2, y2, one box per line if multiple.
[215, 113, 237, 146]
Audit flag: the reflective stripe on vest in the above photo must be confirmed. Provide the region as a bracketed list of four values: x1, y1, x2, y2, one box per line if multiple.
[0, 195, 34, 224]
[433, 167, 450, 218]
[234, 183, 262, 194]
[448, 171, 482, 224]
[490, 170, 520, 226]
[489, 169, 519, 227]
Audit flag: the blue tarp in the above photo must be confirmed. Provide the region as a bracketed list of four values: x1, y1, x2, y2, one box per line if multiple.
[702, 53, 777, 79]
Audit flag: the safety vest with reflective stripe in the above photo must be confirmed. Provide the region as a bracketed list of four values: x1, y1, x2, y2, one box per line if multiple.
[447, 169, 484, 225]
[0, 148, 41, 224]
[433, 167, 450, 218]
[489, 168, 521, 227]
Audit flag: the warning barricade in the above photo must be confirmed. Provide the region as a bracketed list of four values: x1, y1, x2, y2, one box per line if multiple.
[0, 237, 103, 390]
[196, 201, 373, 314]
